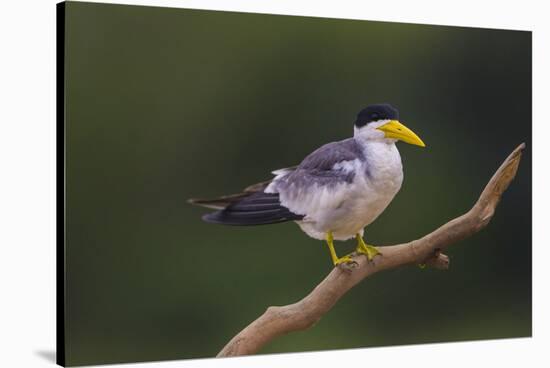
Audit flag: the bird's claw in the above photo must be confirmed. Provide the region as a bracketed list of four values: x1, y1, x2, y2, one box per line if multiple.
[356, 244, 381, 261]
[334, 255, 357, 267]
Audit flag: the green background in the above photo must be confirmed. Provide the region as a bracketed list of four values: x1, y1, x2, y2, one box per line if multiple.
[63, 2, 532, 366]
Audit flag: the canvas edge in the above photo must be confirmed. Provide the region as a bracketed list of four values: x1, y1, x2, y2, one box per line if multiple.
[56, 1, 67, 367]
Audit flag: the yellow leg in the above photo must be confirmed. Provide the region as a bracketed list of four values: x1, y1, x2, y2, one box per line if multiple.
[326, 231, 354, 266]
[355, 234, 381, 261]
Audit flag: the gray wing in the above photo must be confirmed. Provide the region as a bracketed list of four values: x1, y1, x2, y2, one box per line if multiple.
[269, 138, 365, 192]
[299, 138, 364, 172]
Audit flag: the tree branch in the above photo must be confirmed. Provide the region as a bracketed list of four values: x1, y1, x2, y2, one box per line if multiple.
[217, 143, 526, 357]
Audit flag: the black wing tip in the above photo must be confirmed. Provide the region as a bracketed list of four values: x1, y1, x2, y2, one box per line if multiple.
[197, 192, 304, 226]
[201, 211, 297, 226]
[201, 212, 220, 224]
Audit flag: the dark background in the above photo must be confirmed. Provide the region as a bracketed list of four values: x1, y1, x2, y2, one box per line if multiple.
[63, 2, 532, 366]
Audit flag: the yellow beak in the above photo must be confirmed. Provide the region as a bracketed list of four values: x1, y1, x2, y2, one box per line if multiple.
[376, 120, 426, 147]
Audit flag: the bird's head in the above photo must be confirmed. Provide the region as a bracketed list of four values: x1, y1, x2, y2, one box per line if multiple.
[353, 104, 426, 147]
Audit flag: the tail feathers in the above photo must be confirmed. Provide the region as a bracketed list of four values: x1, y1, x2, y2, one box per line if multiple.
[187, 179, 274, 210]
[201, 192, 303, 226]
[189, 169, 301, 225]
[187, 193, 249, 210]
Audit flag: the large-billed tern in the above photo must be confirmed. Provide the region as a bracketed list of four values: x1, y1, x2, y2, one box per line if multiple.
[189, 104, 426, 266]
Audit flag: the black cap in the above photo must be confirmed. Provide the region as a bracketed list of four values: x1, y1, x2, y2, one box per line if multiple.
[354, 104, 399, 128]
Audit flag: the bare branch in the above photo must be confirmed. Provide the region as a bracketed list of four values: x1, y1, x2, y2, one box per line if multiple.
[217, 143, 526, 357]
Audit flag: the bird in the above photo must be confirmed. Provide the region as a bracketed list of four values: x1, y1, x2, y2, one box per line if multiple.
[188, 104, 425, 266]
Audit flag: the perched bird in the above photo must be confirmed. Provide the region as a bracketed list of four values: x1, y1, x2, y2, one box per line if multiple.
[189, 104, 425, 266]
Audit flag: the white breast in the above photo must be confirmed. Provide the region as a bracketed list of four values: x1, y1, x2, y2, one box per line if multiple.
[297, 141, 403, 241]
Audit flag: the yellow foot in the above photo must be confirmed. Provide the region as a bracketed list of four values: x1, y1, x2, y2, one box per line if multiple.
[334, 254, 356, 266]
[355, 234, 381, 261]
[356, 244, 381, 261]
[326, 231, 357, 267]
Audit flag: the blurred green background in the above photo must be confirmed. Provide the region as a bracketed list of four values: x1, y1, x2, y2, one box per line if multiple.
[63, 1, 532, 366]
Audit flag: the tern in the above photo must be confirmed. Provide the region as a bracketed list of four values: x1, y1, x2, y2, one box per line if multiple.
[189, 104, 426, 266]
